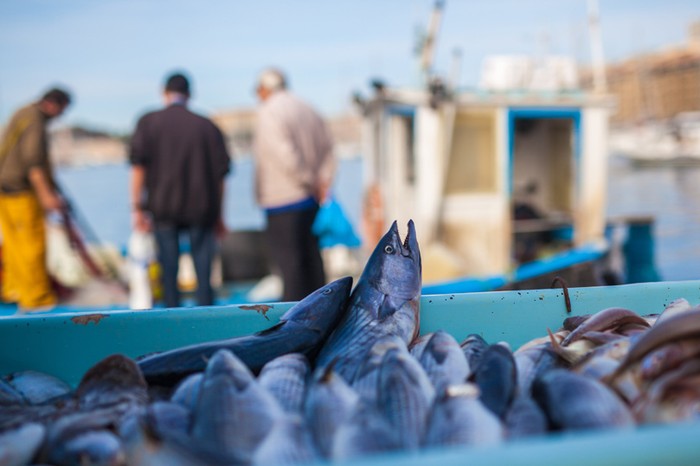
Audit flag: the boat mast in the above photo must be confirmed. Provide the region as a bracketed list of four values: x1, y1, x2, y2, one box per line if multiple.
[588, 0, 608, 93]
[419, 0, 445, 85]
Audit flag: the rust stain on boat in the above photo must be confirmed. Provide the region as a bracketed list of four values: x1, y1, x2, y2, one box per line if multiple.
[71, 314, 108, 325]
[239, 304, 273, 320]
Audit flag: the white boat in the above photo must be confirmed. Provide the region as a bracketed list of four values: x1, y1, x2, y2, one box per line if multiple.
[609, 111, 700, 166]
[352, 51, 659, 293]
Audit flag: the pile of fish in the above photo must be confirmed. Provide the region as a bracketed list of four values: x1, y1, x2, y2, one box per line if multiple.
[2, 220, 700, 465]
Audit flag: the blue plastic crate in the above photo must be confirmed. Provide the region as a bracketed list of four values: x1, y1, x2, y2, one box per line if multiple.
[1, 280, 700, 465]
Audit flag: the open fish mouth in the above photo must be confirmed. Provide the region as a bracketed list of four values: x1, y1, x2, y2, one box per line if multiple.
[402, 222, 413, 255]
[396, 220, 417, 258]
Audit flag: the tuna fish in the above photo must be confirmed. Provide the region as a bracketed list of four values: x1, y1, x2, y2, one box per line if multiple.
[138, 276, 353, 386]
[189, 349, 284, 462]
[423, 384, 503, 448]
[533, 368, 635, 431]
[315, 220, 421, 382]
[258, 353, 310, 416]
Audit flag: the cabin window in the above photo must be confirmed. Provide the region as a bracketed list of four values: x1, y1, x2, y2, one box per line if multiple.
[512, 118, 574, 215]
[445, 112, 497, 194]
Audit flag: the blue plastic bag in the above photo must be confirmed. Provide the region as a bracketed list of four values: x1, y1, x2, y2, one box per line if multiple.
[312, 197, 362, 249]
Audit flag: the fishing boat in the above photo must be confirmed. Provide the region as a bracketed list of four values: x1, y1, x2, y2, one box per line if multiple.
[350, 2, 659, 295]
[609, 112, 700, 167]
[1, 279, 699, 464]
[353, 71, 661, 294]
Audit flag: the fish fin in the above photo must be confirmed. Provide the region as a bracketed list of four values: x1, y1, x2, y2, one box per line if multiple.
[377, 294, 399, 320]
[547, 328, 560, 350]
[320, 357, 340, 383]
[254, 321, 286, 336]
[547, 328, 580, 365]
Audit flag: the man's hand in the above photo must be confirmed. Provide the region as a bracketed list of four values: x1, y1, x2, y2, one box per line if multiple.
[215, 217, 228, 241]
[28, 167, 65, 213]
[132, 209, 152, 232]
[40, 191, 65, 212]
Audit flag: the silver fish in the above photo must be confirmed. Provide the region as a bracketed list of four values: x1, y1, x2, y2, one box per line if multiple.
[351, 335, 407, 404]
[146, 401, 191, 438]
[419, 330, 470, 393]
[377, 347, 435, 450]
[170, 373, 203, 411]
[41, 409, 129, 466]
[408, 332, 434, 360]
[120, 413, 235, 466]
[424, 384, 503, 448]
[504, 394, 548, 440]
[470, 344, 517, 419]
[304, 363, 360, 459]
[0, 378, 26, 406]
[190, 349, 283, 462]
[316, 220, 421, 383]
[3, 370, 72, 405]
[331, 400, 401, 460]
[460, 333, 489, 370]
[251, 416, 317, 465]
[513, 341, 566, 398]
[47, 429, 126, 466]
[138, 276, 353, 386]
[76, 354, 149, 411]
[258, 353, 310, 416]
[0, 422, 45, 466]
[533, 368, 635, 431]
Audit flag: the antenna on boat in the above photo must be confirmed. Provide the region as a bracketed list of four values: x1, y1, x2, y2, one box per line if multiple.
[587, 0, 608, 93]
[417, 0, 445, 85]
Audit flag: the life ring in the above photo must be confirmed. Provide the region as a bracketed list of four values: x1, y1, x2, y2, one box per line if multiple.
[361, 183, 385, 249]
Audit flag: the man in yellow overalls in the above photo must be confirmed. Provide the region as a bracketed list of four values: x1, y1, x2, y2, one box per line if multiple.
[0, 88, 71, 312]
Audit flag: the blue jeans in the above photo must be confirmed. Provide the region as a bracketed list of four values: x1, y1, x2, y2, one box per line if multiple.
[154, 223, 216, 307]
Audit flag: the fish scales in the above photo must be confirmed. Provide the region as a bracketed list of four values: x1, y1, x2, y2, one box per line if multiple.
[378, 348, 434, 450]
[190, 349, 283, 462]
[424, 384, 503, 448]
[305, 366, 360, 459]
[420, 330, 471, 393]
[258, 353, 310, 416]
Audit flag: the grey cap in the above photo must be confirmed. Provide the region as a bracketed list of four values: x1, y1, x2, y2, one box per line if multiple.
[257, 68, 287, 92]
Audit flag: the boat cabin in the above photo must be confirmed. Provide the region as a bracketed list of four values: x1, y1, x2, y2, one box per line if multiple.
[358, 79, 615, 289]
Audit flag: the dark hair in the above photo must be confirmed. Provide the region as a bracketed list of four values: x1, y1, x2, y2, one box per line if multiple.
[41, 88, 71, 107]
[164, 72, 191, 96]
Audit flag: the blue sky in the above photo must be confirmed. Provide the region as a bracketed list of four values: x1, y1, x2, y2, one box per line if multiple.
[1, 0, 698, 133]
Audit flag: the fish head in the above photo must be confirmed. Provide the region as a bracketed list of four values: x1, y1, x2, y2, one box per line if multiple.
[281, 276, 353, 333]
[204, 349, 255, 390]
[361, 220, 421, 301]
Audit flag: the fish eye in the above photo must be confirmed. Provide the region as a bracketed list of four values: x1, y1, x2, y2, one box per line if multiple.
[322, 288, 332, 295]
[384, 244, 394, 254]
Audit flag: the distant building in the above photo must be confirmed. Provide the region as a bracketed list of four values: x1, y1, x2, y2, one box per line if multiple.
[211, 108, 256, 158]
[212, 107, 362, 159]
[581, 20, 700, 125]
[51, 126, 127, 166]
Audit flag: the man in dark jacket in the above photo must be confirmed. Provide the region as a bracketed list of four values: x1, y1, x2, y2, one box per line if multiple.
[129, 72, 231, 307]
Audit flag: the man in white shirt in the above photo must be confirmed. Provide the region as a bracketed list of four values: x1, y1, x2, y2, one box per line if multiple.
[253, 68, 336, 301]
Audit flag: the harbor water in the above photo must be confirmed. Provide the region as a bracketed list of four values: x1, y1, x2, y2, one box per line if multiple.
[56, 155, 700, 283]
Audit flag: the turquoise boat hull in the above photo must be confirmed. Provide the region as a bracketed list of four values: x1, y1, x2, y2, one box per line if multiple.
[1, 280, 699, 465]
